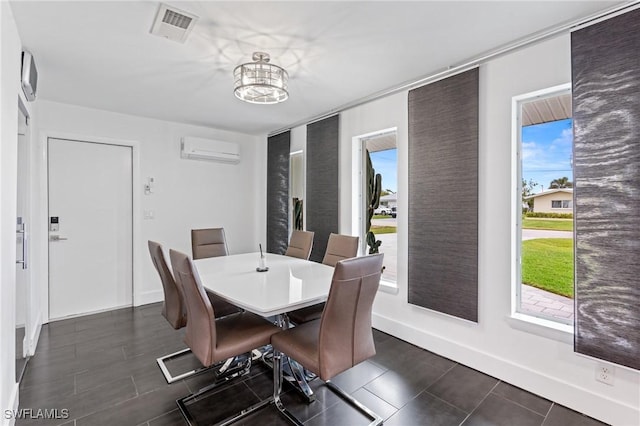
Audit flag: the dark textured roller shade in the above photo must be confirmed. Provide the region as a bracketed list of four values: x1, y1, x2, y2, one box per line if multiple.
[572, 9, 640, 371]
[306, 115, 339, 262]
[267, 131, 291, 255]
[407, 68, 479, 322]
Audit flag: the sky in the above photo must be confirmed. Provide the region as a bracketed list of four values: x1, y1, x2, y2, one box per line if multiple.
[521, 118, 573, 193]
[370, 148, 397, 193]
[365, 118, 572, 196]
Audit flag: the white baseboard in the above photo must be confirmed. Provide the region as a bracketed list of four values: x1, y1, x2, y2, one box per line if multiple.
[3, 382, 19, 426]
[372, 313, 639, 426]
[135, 289, 163, 306]
[27, 312, 42, 356]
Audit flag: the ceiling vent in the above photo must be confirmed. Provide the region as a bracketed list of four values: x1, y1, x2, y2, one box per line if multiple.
[150, 3, 198, 43]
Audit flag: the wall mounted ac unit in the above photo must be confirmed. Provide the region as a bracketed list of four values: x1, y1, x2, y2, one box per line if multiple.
[180, 137, 240, 164]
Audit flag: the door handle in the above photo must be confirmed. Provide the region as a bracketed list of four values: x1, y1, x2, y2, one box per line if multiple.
[49, 235, 68, 242]
[16, 223, 27, 269]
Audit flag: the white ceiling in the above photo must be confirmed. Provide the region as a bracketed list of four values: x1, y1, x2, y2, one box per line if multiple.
[11, 1, 621, 135]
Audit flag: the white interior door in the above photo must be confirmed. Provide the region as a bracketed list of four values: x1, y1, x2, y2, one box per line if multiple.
[48, 138, 133, 319]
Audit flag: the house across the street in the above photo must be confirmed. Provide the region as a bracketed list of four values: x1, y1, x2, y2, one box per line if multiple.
[525, 188, 573, 214]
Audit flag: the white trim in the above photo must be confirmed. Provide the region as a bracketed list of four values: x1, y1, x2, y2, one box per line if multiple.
[372, 313, 637, 426]
[378, 280, 399, 295]
[506, 312, 573, 344]
[137, 289, 164, 306]
[26, 312, 41, 356]
[48, 303, 132, 322]
[37, 131, 142, 322]
[511, 83, 574, 326]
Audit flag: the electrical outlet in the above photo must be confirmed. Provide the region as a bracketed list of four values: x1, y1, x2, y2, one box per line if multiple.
[595, 363, 615, 385]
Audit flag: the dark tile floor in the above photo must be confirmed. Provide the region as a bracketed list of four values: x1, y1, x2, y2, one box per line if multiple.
[17, 303, 608, 426]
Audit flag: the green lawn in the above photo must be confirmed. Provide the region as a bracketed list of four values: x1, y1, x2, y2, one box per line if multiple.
[522, 218, 573, 231]
[373, 214, 392, 219]
[522, 238, 574, 298]
[370, 225, 397, 234]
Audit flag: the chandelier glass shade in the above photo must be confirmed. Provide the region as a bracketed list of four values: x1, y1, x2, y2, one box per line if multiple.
[233, 52, 289, 104]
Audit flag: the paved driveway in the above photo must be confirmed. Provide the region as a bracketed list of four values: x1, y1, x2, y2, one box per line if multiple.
[372, 217, 397, 227]
[522, 229, 572, 240]
[370, 218, 397, 282]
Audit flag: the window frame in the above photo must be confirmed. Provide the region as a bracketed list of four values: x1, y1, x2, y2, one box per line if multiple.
[511, 83, 574, 330]
[351, 128, 399, 293]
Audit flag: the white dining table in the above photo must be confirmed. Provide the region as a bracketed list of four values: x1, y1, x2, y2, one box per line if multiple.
[194, 252, 335, 402]
[194, 252, 335, 317]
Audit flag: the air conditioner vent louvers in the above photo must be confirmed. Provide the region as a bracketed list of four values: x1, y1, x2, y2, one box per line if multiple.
[162, 9, 192, 29]
[150, 4, 198, 43]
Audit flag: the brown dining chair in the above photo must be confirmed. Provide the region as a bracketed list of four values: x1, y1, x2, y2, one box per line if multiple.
[190, 228, 242, 318]
[191, 227, 229, 259]
[322, 232, 359, 267]
[284, 230, 314, 260]
[287, 233, 359, 324]
[170, 249, 280, 425]
[148, 240, 240, 384]
[271, 254, 385, 426]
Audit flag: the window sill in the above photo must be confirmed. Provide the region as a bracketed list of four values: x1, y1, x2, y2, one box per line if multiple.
[506, 312, 573, 344]
[378, 280, 399, 295]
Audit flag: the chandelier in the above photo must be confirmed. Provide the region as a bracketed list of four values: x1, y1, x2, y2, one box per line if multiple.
[233, 52, 289, 104]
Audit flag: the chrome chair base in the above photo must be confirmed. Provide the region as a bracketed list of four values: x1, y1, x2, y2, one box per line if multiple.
[272, 351, 383, 426]
[157, 347, 246, 384]
[156, 348, 207, 384]
[176, 353, 259, 426]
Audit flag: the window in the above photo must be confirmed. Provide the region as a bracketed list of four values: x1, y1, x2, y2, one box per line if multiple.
[551, 200, 572, 209]
[289, 151, 304, 232]
[353, 129, 397, 285]
[513, 84, 574, 325]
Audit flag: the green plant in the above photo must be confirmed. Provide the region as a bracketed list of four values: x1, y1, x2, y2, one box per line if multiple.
[522, 178, 539, 211]
[365, 150, 382, 254]
[549, 176, 573, 188]
[524, 212, 573, 219]
[293, 198, 303, 231]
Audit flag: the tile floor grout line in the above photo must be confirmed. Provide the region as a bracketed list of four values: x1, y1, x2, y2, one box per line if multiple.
[489, 389, 549, 418]
[416, 387, 472, 416]
[364, 361, 460, 412]
[457, 379, 501, 425]
[541, 402, 555, 425]
[131, 375, 140, 397]
[144, 408, 178, 424]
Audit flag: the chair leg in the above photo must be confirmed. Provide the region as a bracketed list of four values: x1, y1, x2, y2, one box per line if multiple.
[156, 348, 208, 384]
[177, 354, 265, 426]
[273, 350, 304, 426]
[286, 357, 316, 402]
[157, 348, 249, 384]
[272, 351, 383, 426]
[325, 380, 383, 426]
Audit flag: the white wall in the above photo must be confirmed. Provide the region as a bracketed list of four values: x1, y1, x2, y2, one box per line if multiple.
[32, 100, 266, 320]
[1, 2, 22, 423]
[338, 35, 639, 425]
